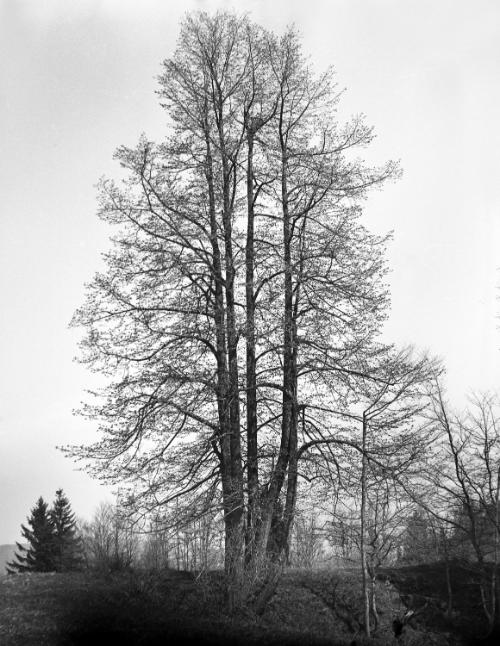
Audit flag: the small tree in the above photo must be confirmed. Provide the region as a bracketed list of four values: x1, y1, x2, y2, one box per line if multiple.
[7, 497, 55, 573]
[355, 348, 437, 637]
[50, 489, 83, 572]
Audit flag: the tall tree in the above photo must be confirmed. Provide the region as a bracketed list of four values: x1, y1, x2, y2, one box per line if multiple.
[50, 489, 83, 572]
[7, 497, 55, 573]
[68, 11, 398, 608]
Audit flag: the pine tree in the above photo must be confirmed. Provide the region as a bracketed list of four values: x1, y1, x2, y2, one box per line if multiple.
[50, 488, 83, 571]
[7, 497, 56, 573]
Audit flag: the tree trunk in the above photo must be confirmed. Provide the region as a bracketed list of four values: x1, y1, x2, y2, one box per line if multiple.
[360, 412, 371, 638]
[250, 112, 299, 611]
[369, 571, 379, 630]
[440, 528, 453, 620]
[204, 102, 245, 609]
[245, 123, 259, 566]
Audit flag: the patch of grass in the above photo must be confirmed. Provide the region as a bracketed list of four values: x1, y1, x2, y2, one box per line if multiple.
[0, 571, 343, 645]
[0, 566, 471, 645]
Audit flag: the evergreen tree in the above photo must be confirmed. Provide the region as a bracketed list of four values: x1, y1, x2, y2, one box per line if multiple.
[7, 497, 56, 573]
[50, 488, 83, 571]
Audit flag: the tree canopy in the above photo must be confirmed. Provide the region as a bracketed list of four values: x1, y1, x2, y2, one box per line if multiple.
[7, 497, 55, 574]
[68, 10, 433, 608]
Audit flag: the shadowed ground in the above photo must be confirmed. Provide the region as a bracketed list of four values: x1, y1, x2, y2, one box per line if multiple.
[0, 566, 487, 645]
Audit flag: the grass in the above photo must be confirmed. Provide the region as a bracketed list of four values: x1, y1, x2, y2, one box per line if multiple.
[0, 565, 485, 646]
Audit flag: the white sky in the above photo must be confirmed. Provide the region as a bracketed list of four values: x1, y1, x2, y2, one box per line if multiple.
[1, 0, 499, 544]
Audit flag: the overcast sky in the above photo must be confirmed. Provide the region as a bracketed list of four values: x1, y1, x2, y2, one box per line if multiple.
[1, 0, 499, 545]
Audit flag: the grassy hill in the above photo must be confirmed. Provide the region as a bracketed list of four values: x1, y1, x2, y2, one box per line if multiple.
[0, 567, 468, 646]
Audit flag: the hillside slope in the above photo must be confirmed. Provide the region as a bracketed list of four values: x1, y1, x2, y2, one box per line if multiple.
[0, 569, 456, 646]
[0, 544, 17, 575]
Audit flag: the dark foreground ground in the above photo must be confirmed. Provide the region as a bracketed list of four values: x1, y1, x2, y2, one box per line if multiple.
[0, 565, 497, 646]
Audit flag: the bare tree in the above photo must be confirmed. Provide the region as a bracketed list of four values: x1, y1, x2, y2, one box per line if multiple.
[81, 502, 139, 572]
[293, 346, 438, 634]
[398, 506, 456, 618]
[356, 349, 438, 636]
[428, 387, 500, 635]
[290, 506, 325, 570]
[68, 11, 398, 609]
[140, 513, 172, 571]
